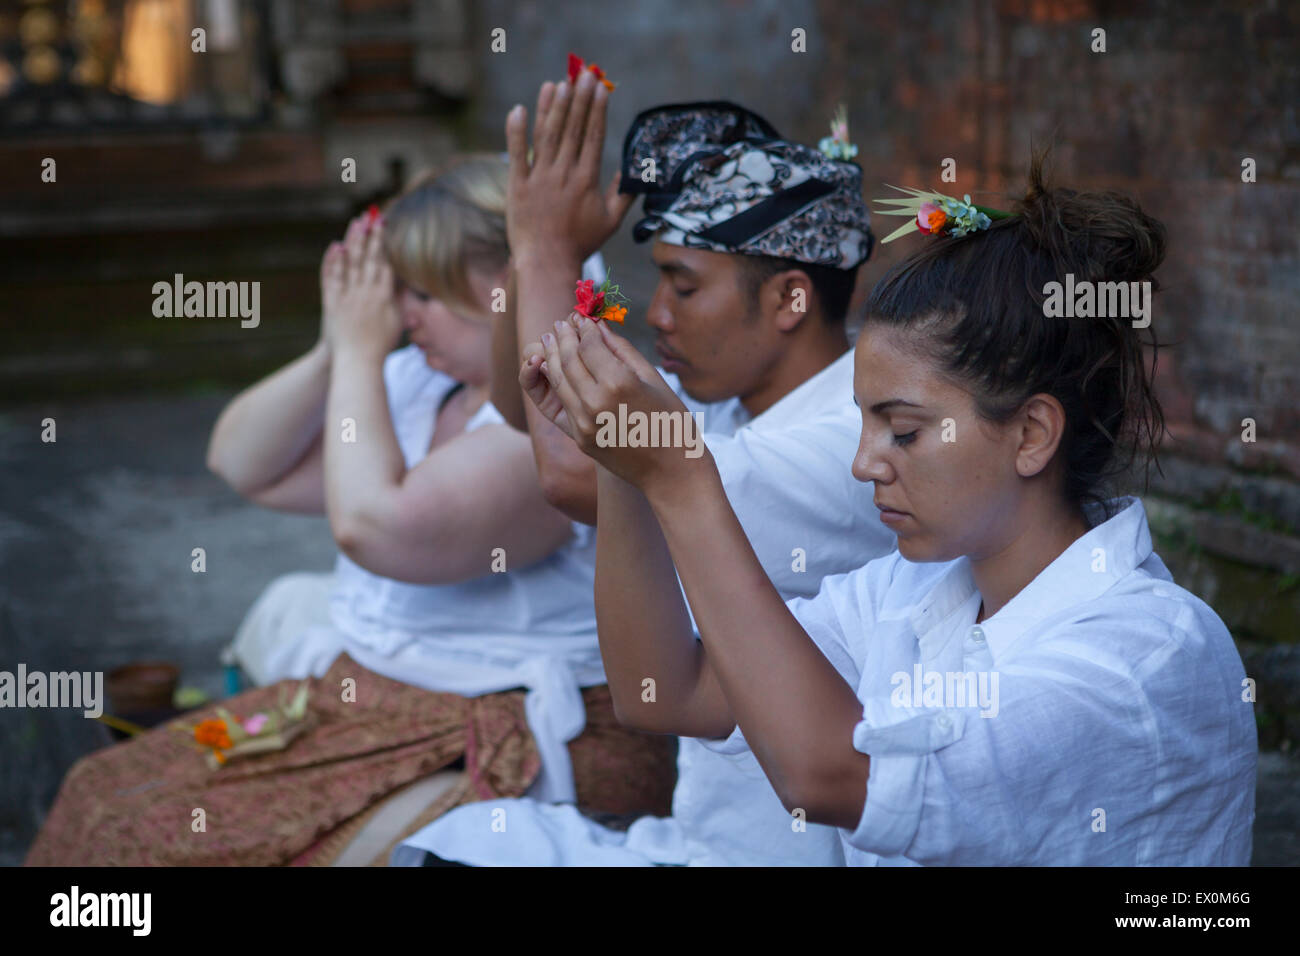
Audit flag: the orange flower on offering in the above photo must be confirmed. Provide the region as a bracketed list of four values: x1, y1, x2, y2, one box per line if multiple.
[916, 201, 947, 235]
[176, 682, 312, 769]
[194, 718, 232, 751]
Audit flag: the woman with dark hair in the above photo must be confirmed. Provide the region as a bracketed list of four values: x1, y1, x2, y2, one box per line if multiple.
[516, 156, 1257, 865]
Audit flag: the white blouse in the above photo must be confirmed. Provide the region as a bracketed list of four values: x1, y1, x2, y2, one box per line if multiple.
[394, 349, 901, 866]
[328, 345, 606, 803]
[705, 497, 1258, 865]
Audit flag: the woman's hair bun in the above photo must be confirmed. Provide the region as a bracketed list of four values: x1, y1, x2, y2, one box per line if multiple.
[1016, 151, 1167, 288]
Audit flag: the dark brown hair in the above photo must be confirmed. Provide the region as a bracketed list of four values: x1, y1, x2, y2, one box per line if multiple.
[864, 153, 1166, 512]
[737, 254, 859, 324]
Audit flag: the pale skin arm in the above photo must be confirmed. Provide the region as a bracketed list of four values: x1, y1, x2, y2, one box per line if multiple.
[497, 70, 634, 525]
[204, 227, 367, 513]
[324, 212, 574, 584]
[526, 318, 870, 827]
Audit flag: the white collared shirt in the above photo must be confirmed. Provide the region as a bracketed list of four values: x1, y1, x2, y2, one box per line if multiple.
[394, 348, 899, 866]
[705, 497, 1257, 865]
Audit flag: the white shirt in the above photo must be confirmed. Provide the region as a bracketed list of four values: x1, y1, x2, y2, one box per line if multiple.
[266, 345, 607, 803]
[394, 348, 899, 866]
[705, 497, 1257, 865]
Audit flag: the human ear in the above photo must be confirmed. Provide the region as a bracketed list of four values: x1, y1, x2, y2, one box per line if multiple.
[773, 270, 815, 332]
[1015, 393, 1068, 478]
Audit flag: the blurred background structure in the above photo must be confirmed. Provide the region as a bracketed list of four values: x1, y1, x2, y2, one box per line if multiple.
[1, 0, 1297, 864]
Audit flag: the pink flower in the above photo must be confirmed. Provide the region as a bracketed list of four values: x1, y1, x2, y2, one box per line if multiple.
[916, 202, 947, 235]
[243, 713, 269, 735]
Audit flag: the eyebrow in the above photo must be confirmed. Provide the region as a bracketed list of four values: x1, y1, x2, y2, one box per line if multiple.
[655, 259, 698, 279]
[869, 399, 924, 414]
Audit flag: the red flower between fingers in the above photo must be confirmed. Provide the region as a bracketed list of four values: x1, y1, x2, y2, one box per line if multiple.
[574, 270, 629, 322]
[575, 278, 606, 317]
[567, 53, 583, 84]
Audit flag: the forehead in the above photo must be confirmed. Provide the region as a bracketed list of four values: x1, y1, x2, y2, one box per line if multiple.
[853, 324, 949, 406]
[650, 239, 740, 278]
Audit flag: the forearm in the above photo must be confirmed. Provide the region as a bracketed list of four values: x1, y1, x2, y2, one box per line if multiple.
[489, 269, 529, 430]
[516, 254, 599, 523]
[593, 465, 731, 735]
[323, 346, 406, 547]
[206, 340, 330, 493]
[646, 466, 870, 825]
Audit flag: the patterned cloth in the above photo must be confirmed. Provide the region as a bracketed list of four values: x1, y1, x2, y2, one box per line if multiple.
[25, 654, 675, 867]
[619, 101, 873, 269]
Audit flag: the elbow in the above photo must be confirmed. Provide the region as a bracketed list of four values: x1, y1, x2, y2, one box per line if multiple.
[205, 442, 250, 496]
[610, 694, 664, 733]
[537, 464, 596, 525]
[777, 763, 866, 830]
[205, 446, 227, 484]
[331, 512, 458, 584]
[330, 511, 373, 565]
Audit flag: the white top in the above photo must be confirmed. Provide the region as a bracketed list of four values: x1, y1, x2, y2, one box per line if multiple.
[704, 497, 1257, 865]
[328, 345, 607, 804]
[395, 348, 900, 866]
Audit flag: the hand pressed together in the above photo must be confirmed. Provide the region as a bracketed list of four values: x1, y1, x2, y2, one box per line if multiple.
[322, 212, 402, 360]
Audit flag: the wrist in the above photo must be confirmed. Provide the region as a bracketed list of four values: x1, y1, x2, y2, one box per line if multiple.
[331, 338, 389, 368]
[512, 246, 584, 274]
[641, 452, 723, 521]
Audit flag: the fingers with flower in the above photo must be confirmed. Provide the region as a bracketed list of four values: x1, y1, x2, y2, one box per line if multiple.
[574, 268, 629, 323]
[567, 53, 615, 92]
[525, 316, 706, 493]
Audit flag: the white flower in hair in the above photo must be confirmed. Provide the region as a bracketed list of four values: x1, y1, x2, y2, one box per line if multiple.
[818, 105, 859, 161]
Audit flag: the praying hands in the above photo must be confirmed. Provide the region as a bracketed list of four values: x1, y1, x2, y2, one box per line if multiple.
[323, 212, 403, 361]
[519, 314, 708, 495]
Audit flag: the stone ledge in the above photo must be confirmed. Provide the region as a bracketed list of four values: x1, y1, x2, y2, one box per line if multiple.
[1145, 498, 1300, 576]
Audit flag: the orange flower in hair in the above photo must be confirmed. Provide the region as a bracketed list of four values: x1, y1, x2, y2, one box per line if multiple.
[916, 202, 947, 235]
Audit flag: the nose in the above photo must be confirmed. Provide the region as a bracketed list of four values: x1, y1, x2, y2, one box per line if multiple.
[851, 427, 894, 485]
[396, 295, 420, 329]
[645, 282, 675, 334]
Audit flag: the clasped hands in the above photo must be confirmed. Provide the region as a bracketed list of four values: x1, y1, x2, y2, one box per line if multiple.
[320, 211, 402, 361]
[519, 314, 709, 494]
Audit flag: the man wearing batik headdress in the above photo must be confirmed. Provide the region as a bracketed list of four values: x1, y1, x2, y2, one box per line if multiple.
[396, 74, 897, 866]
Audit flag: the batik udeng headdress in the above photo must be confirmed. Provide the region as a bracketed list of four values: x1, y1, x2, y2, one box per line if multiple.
[619, 101, 873, 270]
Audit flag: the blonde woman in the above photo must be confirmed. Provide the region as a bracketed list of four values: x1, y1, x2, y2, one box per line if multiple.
[26, 156, 674, 868]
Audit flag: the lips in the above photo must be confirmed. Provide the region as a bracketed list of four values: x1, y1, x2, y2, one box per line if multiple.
[875, 500, 911, 528]
[655, 341, 687, 369]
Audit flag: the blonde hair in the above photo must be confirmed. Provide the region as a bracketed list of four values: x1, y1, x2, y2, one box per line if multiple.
[381, 154, 510, 317]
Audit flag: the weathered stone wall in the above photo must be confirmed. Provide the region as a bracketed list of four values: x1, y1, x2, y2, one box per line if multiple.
[465, 0, 1300, 742]
[2, 0, 1296, 738]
